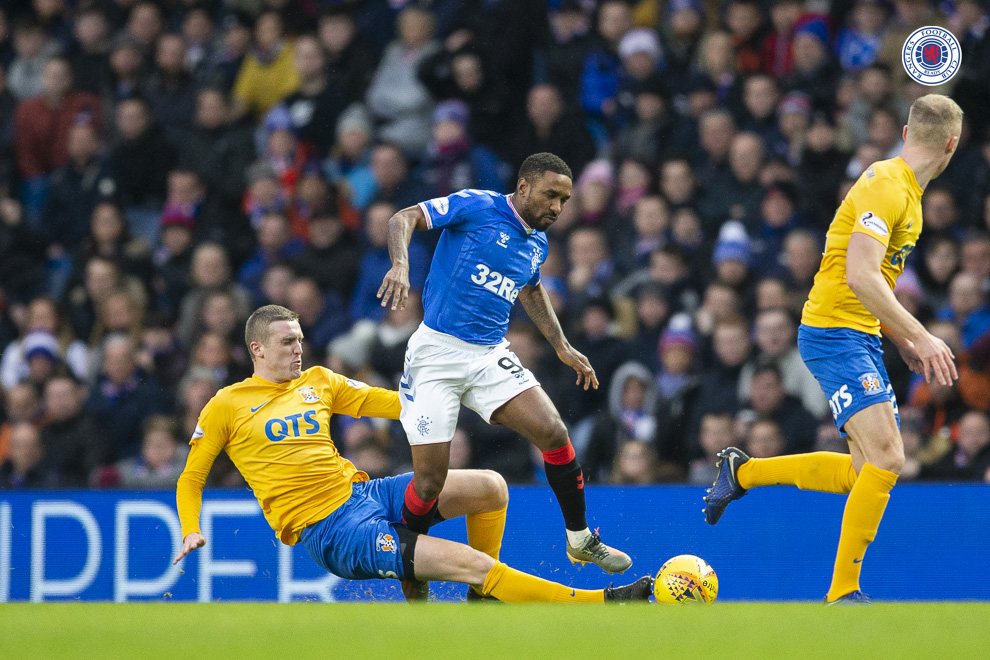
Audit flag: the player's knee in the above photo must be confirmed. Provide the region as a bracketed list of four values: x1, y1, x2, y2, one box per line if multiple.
[415, 472, 446, 502]
[540, 419, 570, 451]
[480, 470, 509, 509]
[870, 437, 905, 475]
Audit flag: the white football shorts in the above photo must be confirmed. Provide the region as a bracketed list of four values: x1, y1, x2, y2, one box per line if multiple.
[398, 324, 540, 446]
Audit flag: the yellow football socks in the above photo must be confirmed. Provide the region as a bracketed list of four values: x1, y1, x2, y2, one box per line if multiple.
[736, 452, 858, 494]
[467, 506, 507, 598]
[481, 562, 604, 604]
[826, 463, 898, 602]
[467, 507, 506, 561]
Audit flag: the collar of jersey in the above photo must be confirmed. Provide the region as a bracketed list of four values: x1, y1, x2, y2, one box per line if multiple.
[506, 193, 535, 235]
[251, 373, 298, 389]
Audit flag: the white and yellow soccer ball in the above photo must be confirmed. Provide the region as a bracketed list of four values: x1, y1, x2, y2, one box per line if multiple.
[653, 554, 718, 604]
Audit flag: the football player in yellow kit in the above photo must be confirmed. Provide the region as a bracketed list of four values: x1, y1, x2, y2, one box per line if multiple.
[173, 305, 651, 603]
[704, 94, 963, 604]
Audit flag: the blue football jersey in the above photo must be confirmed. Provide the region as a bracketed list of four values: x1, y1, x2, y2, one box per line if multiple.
[417, 189, 549, 345]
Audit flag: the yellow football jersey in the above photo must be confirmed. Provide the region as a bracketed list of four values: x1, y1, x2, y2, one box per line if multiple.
[176, 367, 401, 545]
[802, 157, 924, 335]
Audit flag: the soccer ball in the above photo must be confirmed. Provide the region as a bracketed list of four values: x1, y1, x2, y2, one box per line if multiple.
[653, 554, 718, 604]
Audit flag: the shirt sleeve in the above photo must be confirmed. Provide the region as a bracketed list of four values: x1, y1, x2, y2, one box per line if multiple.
[323, 367, 401, 420]
[176, 394, 230, 538]
[849, 177, 909, 249]
[417, 189, 497, 230]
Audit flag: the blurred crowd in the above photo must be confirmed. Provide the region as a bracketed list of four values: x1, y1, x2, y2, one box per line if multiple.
[1, 0, 989, 491]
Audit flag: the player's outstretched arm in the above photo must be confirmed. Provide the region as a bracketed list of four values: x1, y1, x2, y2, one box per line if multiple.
[173, 532, 205, 565]
[378, 205, 429, 311]
[518, 283, 598, 390]
[847, 232, 957, 385]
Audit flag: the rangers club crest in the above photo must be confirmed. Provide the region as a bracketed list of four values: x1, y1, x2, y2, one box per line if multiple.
[902, 26, 961, 86]
[530, 247, 543, 275]
[297, 386, 320, 403]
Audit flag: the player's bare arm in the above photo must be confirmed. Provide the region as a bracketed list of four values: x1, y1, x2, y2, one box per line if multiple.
[518, 283, 598, 390]
[378, 204, 429, 311]
[846, 232, 957, 384]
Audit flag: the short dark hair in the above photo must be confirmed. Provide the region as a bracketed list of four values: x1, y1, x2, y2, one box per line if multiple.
[245, 305, 299, 355]
[518, 152, 572, 184]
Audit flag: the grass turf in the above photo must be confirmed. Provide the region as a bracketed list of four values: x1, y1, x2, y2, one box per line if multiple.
[2, 602, 988, 659]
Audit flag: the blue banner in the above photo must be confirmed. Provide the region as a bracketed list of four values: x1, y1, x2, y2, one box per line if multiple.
[1, 485, 988, 602]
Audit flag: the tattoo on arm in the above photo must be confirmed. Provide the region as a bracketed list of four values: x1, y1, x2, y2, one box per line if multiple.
[519, 284, 566, 351]
[387, 207, 423, 266]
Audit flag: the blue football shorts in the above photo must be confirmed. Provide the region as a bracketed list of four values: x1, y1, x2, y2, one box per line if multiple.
[797, 324, 900, 436]
[300, 473, 414, 581]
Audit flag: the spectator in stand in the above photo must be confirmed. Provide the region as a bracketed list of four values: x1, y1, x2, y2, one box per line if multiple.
[781, 229, 822, 301]
[15, 56, 103, 221]
[566, 227, 618, 308]
[745, 417, 786, 458]
[725, 0, 766, 75]
[743, 363, 817, 453]
[317, 8, 378, 109]
[40, 123, 117, 261]
[85, 333, 169, 461]
[797, 113, 849, 231]
[39, 374, 108, 487]
[545, 0, 594, 105]
[783, 17, 841, 114]
[579, 0, 633, 131]
[113, 414, 187, 488]
[292, 210, 360, 300]
[737, 73, 782, 148]
[124, 2, 164, 53]
[363, 142, 429, 212]
[365, 6, 439, 156]
[351, 200, 428, 323]
[418, 99, 508, 198]
[512, 83, 597, 180]
[108, 96, 175, 244]
[614, 195, 669, 273]
[739, 307, 829, 419]
[581, 361, 658, 483]
[107, 34, 144, 104]
[0, 296, 89, 389]
[762, 0, 803, 78]
[7, 18, 60, 100]
[285, 276, 348, 363]
[143, 33, 198, 142]
[609, 440, 662, 484]
[0, 382, 42, 461]
[0, 422, 59, 489]
[181, 7, 217, 86]
[836, 0, 891, 71]
[204, 12, 251, 93]
[659, 157, 700, 213]
[68, 6, 112, 97]
[689, 412, 735, 485]
[919, 410, 990, 481]
[272, 35, 345, 157]
[73, 202, 154, 294]
[937, 272, 990, 350]
[232, 11, 298, 120]
[175, 242, 252, 347]
[237, 212, 304, 304]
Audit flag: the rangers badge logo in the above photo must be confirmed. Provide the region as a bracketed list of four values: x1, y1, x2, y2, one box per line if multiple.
[902, 26, 961, 86]
[297, 386, 320, 403]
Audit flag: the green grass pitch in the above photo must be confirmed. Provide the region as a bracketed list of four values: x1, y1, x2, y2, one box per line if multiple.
[2, 602, 988, 659]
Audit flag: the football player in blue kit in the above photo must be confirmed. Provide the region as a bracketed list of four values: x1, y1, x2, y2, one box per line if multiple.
[378, 153, 632, 599]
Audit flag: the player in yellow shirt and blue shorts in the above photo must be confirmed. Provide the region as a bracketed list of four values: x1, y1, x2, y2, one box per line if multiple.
[704, 95, 963, 603]
[173, 305, 652, 603]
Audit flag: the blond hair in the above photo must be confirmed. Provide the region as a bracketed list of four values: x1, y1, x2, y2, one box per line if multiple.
[906, 94, 963, 148]
[244, 305, 299, 356]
